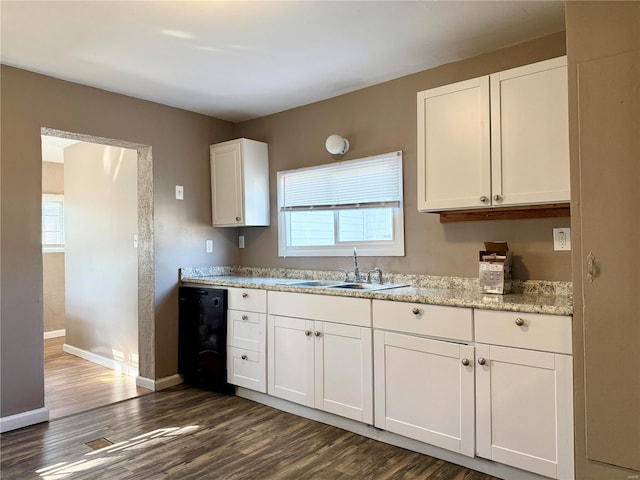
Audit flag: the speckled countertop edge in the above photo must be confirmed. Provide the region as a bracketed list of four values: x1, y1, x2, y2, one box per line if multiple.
[179, 266, 573, 316]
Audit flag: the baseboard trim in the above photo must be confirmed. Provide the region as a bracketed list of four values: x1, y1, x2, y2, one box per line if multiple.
[44, 329, 66, 339]
[135, 374, 183, 391]
[236, 388, 549, 480]
[0, 407, 49, 433]
[63, 344, 139, 378]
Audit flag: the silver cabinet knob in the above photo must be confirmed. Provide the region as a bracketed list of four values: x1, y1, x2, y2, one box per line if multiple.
[241, 315, 248, 321]
[242, 292, 248, 298]
[235, 216, 241, 222]
[477, 357, 487, 366]
[411, 307, 421, 315]
[493, 194, 503, 202]
[480, 196, 489, 204]
[515, 317, 525, 326]
[241, 354, 248, 360]
[304, 330, 312, 336]
[461, 358, 470, 366]
[314, 330, 322, 337]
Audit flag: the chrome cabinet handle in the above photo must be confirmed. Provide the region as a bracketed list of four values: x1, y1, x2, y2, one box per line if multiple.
[241, 354, 248, 360]
[411, 307, 421, 315]
[304, 330, 312, 336]
[477, 357, 487, 366]
[493, 194, 503, 202]
[314, 331, 322, 337]
[587, 252, 599, 283]
[242, 292, 248, 298]
[241, 315, 248, 320]
[480, 196, 489, 204]
[515, 317, 525, 326]
[461, 358, 470, 366]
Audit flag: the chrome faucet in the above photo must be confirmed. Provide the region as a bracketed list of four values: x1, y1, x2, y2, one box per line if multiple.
[353, 247, 362, 282]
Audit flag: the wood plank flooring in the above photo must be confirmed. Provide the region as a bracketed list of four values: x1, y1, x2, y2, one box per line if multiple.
[44, 337, 151, 420]
[1, 385, 501, 480]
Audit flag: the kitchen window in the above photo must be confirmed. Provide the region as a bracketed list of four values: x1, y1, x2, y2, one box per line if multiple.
[42, 194, 65, 252]
[277, 151, 404, 257]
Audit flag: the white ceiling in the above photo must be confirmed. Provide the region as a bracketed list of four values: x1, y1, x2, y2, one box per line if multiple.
[1, 1, 565, 123]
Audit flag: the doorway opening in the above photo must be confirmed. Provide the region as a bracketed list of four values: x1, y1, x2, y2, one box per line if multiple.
[41, 127, 155, 419]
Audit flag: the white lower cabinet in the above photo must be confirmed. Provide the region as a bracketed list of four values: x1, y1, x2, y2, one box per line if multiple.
[267, 291, 373, 424]
[226, 287, 267, 393]
[475, 344, 574, 480]
[474, 309, 574, 480]
[374, 330, 475, 457]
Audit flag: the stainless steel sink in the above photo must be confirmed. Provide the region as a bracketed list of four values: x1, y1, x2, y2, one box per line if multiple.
[328, 283, 408, 291]
[278, 279, 407, 291]
[281, 280, 349, 287]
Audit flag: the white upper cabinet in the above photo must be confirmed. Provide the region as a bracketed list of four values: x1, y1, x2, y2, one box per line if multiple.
[417, 56, 569, 212]
[210, 138, 270, 227]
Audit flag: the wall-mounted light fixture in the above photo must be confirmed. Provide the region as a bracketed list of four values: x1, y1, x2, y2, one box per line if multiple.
[325, 134, 350, 155]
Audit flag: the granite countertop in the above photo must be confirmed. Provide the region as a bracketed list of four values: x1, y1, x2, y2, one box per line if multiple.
[180, 267, 573, 316]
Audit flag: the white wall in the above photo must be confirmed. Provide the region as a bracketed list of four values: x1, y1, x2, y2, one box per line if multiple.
[64, 142, 138, 368]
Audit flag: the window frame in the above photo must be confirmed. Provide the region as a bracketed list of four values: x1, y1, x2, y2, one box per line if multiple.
[277, 151, 405, 258]
[42, 193, 65, 253]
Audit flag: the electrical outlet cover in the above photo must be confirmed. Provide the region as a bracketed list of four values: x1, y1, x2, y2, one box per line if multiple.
[553, 228, 571, 251]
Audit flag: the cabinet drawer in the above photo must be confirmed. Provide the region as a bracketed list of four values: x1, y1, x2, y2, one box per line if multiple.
[227, 287, 267, 312]
[373, 300, 473, 342]
[227, 310, 266, 352]
[227, 346, 266, 393]
[268, 291, 370, 327]
[475, 310, 572, 354]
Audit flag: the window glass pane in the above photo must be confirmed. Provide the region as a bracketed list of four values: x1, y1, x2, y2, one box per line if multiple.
[338, 208, 394, 242]
[42, 196, 64, 247]
[287, 211, 335, 246]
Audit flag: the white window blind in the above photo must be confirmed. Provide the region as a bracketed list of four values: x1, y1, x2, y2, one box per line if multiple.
[42, 194, 65, 252]
[277, 151, 404, 257]
[281, 151, 402, 211]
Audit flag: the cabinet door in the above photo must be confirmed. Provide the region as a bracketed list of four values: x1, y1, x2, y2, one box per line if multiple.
[374, 331, 475, 457]
[314, 322, 373, 424]
[490, 57, 570, 206]
[417, 77, 491, 211]
[577, 50, 640, 471]
[210, 141, 244, 226]
[475, 344, 574, 480]
[267, 315, 314, 407]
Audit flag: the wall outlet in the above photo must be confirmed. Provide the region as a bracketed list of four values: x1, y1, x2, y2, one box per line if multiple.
[239, 235, 245, 249]
[133, 234, 138, 249]
[553, 228, 571, 251]
[175, 185, 184, 200]
[206, 240, 213, 253]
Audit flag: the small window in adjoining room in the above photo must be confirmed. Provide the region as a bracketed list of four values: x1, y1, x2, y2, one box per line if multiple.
[277, 151, 405, 257]
[42, 194, 64, 252]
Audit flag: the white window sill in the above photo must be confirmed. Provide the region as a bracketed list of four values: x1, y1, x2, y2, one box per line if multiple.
[43, 247, 65, 253]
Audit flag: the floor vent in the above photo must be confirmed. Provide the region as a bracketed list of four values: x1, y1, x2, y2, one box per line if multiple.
[85, 438, 113, 450]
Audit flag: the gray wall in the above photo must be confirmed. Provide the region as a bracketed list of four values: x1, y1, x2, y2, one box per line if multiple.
[64, 142, 138, 366]
[0, 65, 235, 418]
[235, 32, 571, 281]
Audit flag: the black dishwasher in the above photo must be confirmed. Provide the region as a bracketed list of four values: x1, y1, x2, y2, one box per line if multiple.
[178, 286, 234, 394]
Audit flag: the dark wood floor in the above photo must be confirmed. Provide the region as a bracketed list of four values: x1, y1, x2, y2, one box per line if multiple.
[44, 337, 152, 420]
[1, 385, 501, 480]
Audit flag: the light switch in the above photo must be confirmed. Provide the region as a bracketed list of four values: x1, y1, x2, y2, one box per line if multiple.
[175, 185, 184, 200]
[133, 234, 139, 249]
